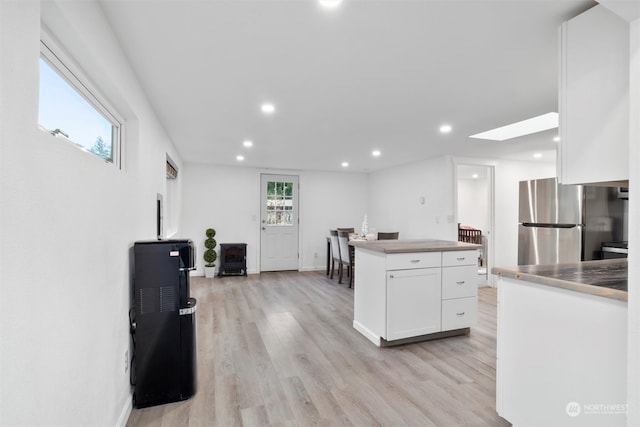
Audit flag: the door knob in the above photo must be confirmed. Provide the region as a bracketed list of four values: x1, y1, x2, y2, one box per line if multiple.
[262, 227, 266, 230]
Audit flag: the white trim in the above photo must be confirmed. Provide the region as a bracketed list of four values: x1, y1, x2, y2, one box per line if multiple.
[299, 266, 326, 272]
[353, 320, 382, 346]
[453, 160, 497, 287]
[115, 396, 132, 427]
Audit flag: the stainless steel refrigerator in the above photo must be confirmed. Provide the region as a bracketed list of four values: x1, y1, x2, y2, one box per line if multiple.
[518, 178, 622, 265]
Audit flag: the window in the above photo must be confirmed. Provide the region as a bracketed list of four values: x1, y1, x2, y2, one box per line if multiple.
[38, 35, 122, 166]
[265, 180, 294, 226]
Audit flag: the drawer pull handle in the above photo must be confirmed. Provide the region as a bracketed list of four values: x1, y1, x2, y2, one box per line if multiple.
[456, 281, 465, 285]
[456, 312, 466, 316]
[456, 257, 466, 261]
[410, 259, 421, 263]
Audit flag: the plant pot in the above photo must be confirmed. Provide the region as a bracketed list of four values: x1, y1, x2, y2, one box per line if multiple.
[204, 266, 216, 278]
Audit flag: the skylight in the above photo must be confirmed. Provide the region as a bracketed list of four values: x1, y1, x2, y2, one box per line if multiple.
[469, 112, 558, 141]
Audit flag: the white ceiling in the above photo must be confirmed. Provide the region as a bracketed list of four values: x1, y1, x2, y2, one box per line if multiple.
[457, 164, 490, 181]
[100, 0, 596, 173]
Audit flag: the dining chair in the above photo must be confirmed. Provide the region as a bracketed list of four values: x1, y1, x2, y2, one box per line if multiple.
[337, 230, 354, 287]
[457, 224, 482, 244]
[338, 227, 357, 243]
[377, 232, 399, 240]
[329, 230, 342, 280]
[337, 227, 355, 233]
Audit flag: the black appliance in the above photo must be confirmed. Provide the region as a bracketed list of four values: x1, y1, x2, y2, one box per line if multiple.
[218, 243, 247, 277]
[131, 239, 197, 408]
[601, 241, 628, 259]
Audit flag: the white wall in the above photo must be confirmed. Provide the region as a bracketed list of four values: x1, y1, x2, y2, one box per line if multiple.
[182, 155, 555, 279]
[457, 177, 489, 232]
[180, 163, 368, 274]
[368, 155, 555, 275]
[299, 170, 369, 269]
[0, 2, 181, 426]
[367, 156, 457, 241]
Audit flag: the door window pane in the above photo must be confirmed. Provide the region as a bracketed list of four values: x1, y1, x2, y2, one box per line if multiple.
[266, 180, 294, 225]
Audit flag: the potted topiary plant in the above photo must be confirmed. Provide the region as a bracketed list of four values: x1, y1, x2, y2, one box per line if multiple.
[203, 228, 217, 278]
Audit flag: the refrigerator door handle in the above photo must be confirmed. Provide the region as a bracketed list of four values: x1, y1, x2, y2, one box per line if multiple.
[521, 223, 581, 229]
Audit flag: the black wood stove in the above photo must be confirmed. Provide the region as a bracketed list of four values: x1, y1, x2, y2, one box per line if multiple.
[218, 243, 247, 277]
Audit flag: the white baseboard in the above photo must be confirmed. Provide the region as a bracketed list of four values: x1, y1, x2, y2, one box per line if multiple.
[353, 320, 382, 347]
[299, 266, 326, 272]
[193, 267, 326, 276]
[116, 394, 132, 427]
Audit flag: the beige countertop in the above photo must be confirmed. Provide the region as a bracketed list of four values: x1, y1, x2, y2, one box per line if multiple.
[492, 259, 628, 302]
[349, 239, 481, 254]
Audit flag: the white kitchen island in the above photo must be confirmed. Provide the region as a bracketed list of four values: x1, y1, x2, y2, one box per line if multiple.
[493, 260, 628, 427]
[349, 239, 480, 347]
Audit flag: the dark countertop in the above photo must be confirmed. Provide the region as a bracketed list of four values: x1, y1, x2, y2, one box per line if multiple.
[492, 259, 628, 302]
[350, 239, 481, 254]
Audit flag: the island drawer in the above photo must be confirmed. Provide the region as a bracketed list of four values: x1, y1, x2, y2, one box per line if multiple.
[442, 250, 478, 267]
[442, 265, 478, 299]
[386, 252, 441, 270]
[441, 297, 477, 330]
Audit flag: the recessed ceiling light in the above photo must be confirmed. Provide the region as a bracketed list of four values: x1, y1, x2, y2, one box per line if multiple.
[470, 112, 558, 141]
[341, 161, 349, 167]
[553, 136, 561, 142]
[472, 173, 479, 179]
[439, 124, 452, 134]
[533, 153, 543, 159]
[236, 155, 245, 161]
[319, 0, 342, 9]
[261, 103, 275, 114]
[243, 140, 253, 148]
[372, 150, 381, 157]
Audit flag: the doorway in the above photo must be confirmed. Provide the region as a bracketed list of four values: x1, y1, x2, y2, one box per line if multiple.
[455, 164, 494, 286]
[260, 174, 299, 272]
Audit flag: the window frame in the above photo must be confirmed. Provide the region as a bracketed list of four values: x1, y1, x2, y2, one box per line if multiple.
[265, 179, 295, 226]
[39, 30, 124, 168]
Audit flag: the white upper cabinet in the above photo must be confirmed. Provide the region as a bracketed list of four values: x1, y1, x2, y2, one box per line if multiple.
[558, 5, 629, 185]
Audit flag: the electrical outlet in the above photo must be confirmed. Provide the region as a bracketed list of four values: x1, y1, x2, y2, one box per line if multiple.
[124, 349, 129, 373]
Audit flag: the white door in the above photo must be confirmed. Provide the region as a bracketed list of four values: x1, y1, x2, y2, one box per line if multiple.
[260, 174, 299, 272]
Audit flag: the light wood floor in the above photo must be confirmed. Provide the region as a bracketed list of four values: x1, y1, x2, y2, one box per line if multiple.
[126, 271, 511, 427]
